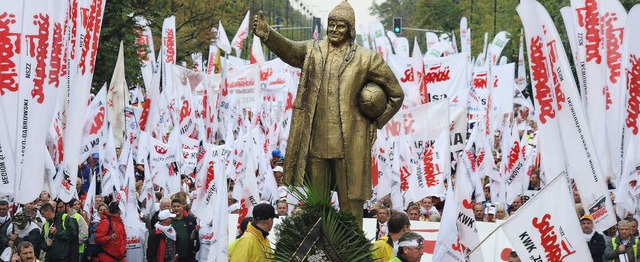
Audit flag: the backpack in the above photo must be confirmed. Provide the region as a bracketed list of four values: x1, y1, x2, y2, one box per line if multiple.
[87, 217, 112, 257]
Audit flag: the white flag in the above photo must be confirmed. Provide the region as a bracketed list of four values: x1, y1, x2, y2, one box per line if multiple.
[250, 35, 265, 65]
[502, 172, 592, 261]
[616, 5, 640, 218]
[161, 16, 176, 65]
[231, 11, 251, 57]
[460, 17, 471, 62]
[602, 0, 628, 182]
[569, 0, 609, 183]
[433, 177, 465, 261]
[101, 126, 121, 197]
[135, 16, 156, 89]
[192, 144, 227, 223]
[0, 1, 23, 197]
[519, 0, 617, 232]
[217, 21, 232, 54]
[79, 84, 107, 163]
[51, 0, 106, 203]
[454, 153, 484, 261]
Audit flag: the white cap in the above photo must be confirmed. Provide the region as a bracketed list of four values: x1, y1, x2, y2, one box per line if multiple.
[273, 166, 283, 173]
[158, 210, 177, 220]
[487, 207, 496, 215]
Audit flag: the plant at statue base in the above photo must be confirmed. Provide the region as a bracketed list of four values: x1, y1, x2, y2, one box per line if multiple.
[271, 179, 373, 261]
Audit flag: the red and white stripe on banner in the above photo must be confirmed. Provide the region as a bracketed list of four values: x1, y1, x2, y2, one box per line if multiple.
[202, 73, 221, 144]
[249, 34, 265, 66]
[371, 129, 393, 201]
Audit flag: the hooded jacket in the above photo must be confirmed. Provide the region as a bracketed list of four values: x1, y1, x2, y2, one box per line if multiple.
[229, 222, 272, 262]
[94, 213, 127, 261]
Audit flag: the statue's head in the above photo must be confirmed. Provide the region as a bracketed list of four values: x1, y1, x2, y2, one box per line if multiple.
[327, 0, 355, 46]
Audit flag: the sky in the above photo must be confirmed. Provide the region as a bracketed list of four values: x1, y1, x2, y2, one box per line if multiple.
[293, 0, 378, 29]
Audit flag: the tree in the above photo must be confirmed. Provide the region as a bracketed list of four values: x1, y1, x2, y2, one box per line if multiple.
[92, 0, 312, 91]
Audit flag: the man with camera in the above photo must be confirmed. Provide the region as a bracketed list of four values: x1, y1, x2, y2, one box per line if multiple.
[40, 202, 79, 262]
[605, 220, 640, 262]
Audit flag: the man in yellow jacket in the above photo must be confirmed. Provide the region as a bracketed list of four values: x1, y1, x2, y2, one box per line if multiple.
[229, 203, 278, 262]
[371, 211, 411, 261]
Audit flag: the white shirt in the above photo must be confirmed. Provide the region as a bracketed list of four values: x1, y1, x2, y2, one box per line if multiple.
[125, 223, 148, 262]
[196, 223, 215, 261]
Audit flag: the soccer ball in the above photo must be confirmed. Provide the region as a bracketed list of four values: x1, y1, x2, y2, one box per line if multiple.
[358, 82, 387, 120]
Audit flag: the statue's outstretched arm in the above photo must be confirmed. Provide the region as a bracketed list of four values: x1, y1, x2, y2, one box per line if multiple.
[254, 12, 308, 68]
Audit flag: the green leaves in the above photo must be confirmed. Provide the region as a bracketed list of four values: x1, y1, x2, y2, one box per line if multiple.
[271, 178, 373, 261]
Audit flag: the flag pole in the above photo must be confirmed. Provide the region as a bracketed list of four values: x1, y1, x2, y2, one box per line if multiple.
[465, 171, 566, 258]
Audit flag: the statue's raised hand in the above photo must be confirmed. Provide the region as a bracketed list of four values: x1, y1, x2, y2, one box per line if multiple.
[253, 11, 269, 39]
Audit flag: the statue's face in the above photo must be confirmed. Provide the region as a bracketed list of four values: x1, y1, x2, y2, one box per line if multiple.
[327, 19, 349, 46]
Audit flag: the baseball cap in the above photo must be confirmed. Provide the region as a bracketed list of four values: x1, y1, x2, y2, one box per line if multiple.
[487, 207, 496, 215]
[273, 166, 283, 173]
[580, 214, 594, 222]
[158, 210, 177, 220]
[92, 153, 99, 159]
[253, 203, 278, 220]
[272, 149, 281, 157]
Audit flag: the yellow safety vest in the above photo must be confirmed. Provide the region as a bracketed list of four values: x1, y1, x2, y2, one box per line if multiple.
[611, 237, 639, 262]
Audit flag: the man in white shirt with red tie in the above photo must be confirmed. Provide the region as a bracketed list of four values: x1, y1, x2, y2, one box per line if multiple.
[375, 205, 389, 240]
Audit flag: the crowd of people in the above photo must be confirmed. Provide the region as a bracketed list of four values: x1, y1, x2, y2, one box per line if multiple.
[0, 104, 631, 262]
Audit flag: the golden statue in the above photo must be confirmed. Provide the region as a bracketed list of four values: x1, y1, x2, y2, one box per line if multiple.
[253, 0, 404, 223]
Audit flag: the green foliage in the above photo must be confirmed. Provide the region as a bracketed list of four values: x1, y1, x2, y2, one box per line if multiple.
[93, 0, 311, 92]
[92, 1, 147, 92]
[370, 0, 639, 65]
[272, 179, 372, 261]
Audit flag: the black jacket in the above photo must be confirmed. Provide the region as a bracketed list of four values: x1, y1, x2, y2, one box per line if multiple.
[41, 213, 79, 261]
[0, 223, 43, 258]
[588, 231, 606, 262]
